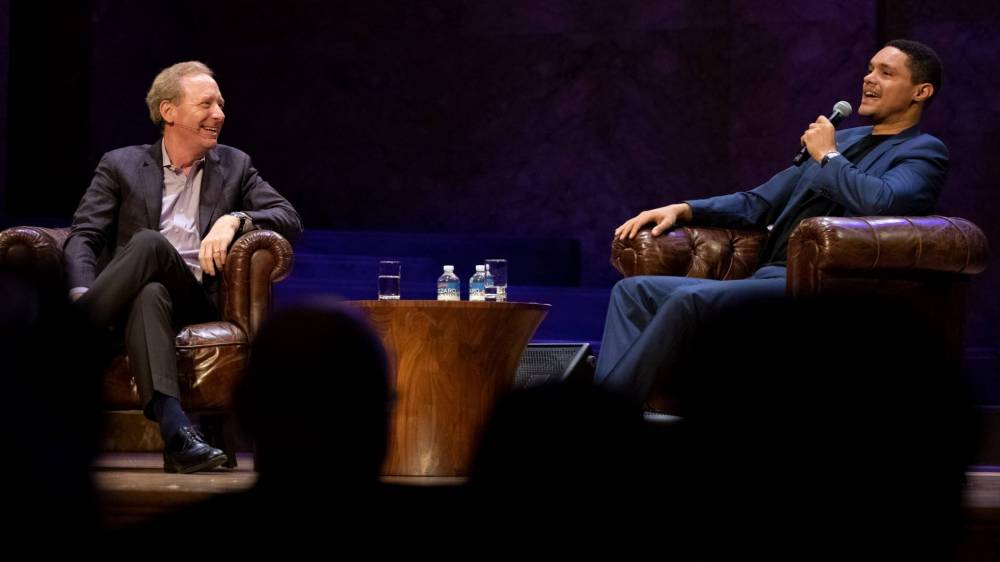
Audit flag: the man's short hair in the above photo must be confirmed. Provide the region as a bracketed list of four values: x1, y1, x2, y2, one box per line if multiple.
[145, 61, 214, 129]
[886, 39, 942, 107]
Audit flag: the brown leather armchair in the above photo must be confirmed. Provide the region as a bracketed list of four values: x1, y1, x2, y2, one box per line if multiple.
[0, 226, 294, 466]
[610, 215, 989, 412]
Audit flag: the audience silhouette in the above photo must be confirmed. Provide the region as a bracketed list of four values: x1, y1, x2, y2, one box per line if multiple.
[119, 298, 392, 546]
[1, 264, 106, 545]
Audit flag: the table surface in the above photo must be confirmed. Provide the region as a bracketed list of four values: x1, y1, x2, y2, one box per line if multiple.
[352, 299, 549, 310]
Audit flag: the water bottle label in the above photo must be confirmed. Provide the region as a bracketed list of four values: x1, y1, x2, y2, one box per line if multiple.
[469, 281, 486, 301]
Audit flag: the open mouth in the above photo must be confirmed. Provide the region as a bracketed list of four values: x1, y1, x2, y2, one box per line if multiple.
[200, 125, 221, 137]
[862, 90, 880, 100]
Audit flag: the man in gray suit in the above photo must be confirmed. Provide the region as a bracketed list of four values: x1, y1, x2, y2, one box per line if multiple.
[66, 61, 303, 473]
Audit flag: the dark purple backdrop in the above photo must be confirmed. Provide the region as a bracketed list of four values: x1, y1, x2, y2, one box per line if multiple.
[2, 1, 997, 350]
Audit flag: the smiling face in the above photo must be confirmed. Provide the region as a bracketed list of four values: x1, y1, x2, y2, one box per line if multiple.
[160, 73, 226, 155]
[859, 46, 931, 127]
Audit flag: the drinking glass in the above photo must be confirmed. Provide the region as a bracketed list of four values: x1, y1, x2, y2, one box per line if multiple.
[484, 259, 507, 302]
[378, 260, 401, 300]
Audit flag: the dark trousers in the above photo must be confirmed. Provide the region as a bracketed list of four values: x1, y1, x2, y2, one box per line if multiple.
[594, 265, 788, 401]
[77, 230, 218, 417]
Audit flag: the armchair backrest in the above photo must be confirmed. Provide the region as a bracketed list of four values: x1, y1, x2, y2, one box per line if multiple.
[0, 226, 295, 342]
[787, 215, 988, 362]
[787, 216, 988, 297]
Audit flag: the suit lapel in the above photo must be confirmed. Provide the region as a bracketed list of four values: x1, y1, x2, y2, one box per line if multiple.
[836, 126, 871, 155]
[199, 148, 225, 238]
[141, 141, 165, 228]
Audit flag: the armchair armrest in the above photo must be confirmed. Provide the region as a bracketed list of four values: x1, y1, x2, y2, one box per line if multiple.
[787, 216, 989, 297]
[0, 226, 70, 276]
[611, 227, 767, 280]
[221, 229, 294, 341]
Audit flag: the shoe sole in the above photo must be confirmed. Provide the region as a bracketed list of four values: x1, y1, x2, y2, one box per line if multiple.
[164, 453, 229, 474]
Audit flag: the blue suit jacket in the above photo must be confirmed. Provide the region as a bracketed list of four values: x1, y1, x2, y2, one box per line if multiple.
[65, 139, 303, 290]
[684, 126, 949, 232]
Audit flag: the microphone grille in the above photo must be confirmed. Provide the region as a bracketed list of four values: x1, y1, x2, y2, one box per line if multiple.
[833, 100, 853, 117]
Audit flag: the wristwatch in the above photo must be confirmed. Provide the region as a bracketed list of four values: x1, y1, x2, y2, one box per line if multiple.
[821, 151, 842, 167]
[228, 211, 252, 233]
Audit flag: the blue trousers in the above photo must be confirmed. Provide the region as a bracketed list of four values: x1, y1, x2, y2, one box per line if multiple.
[594, 265, 788, 401]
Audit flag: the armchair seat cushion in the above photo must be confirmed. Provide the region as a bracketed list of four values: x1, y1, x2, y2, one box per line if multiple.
[102, 321, 248, 411]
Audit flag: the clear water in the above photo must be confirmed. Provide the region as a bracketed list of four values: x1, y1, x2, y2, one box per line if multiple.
[437, 274, 460, 301]
[469, 272, 486, 301]
[378, 275, 400, 300]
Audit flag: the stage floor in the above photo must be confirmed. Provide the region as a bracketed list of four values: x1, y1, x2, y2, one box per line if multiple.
[92, 452, 1000, 557]
[93, 452, 256, 528]
[94, 453, 1000, 519]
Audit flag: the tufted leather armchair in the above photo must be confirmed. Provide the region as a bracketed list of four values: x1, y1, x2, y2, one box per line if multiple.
[0, 225, 294, 466]
[610, 216, 989, 413]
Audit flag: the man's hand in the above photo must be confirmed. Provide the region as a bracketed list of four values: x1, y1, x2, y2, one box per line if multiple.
[614, 203, 693, 240]
[801, 115, 838, 162]
[199, 215, 241, 276]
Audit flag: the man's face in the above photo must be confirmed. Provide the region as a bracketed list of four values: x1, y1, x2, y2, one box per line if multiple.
[859, 47, 924, 122]
[163, 73, 225, 152]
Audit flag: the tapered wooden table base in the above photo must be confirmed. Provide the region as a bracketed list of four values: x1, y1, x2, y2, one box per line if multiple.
[352, 301, 548, 477]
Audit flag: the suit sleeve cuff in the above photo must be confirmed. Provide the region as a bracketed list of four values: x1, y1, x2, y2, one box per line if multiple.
[682, 199, 712, 222]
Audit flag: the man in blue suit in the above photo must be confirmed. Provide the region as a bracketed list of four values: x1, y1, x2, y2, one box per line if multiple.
[595, 40, 947, 404]
[66, 61, 303, 472]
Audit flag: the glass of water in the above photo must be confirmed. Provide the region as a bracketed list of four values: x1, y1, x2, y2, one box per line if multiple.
[484, 258, 507, 302]
[378, 260, 401, 300]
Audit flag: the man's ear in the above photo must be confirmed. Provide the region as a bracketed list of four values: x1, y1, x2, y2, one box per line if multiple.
[159, 99, 175, 125]
[913, 83, 934, 104]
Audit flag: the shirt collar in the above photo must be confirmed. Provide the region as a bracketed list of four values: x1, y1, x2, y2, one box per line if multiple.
[161, 142, 206, 174]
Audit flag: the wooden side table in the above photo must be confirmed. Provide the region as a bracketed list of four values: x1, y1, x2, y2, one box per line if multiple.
[351, 300, 549, 478]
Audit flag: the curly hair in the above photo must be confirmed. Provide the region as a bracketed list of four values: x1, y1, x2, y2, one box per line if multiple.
[885, 39, 942, 107]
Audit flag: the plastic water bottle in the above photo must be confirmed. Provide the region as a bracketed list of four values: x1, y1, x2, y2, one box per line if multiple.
[483, 264, 497, 302]
[436, 265, 460, 301]
[469, 265, 487, 301]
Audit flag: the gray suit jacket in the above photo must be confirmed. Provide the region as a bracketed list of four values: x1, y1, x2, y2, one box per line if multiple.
[65, 139, 303, 290]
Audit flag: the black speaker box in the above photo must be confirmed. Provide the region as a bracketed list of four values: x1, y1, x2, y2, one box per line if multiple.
[514, 343, 594, 389]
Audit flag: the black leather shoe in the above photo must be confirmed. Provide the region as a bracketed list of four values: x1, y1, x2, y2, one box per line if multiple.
[163, 426, 228, 474]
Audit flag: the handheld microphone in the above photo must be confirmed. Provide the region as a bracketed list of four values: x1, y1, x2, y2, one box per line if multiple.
[792, 100, 853, 166]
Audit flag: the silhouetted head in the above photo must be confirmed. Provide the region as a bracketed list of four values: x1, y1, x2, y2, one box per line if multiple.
[677, 294, 972, 558]
[470, 382, 656, 524]
[235, 299, 390, 485]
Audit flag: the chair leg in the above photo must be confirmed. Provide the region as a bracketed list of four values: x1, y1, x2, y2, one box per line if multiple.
[221, 413, 241, 469]
[198, 413, 238, 469]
